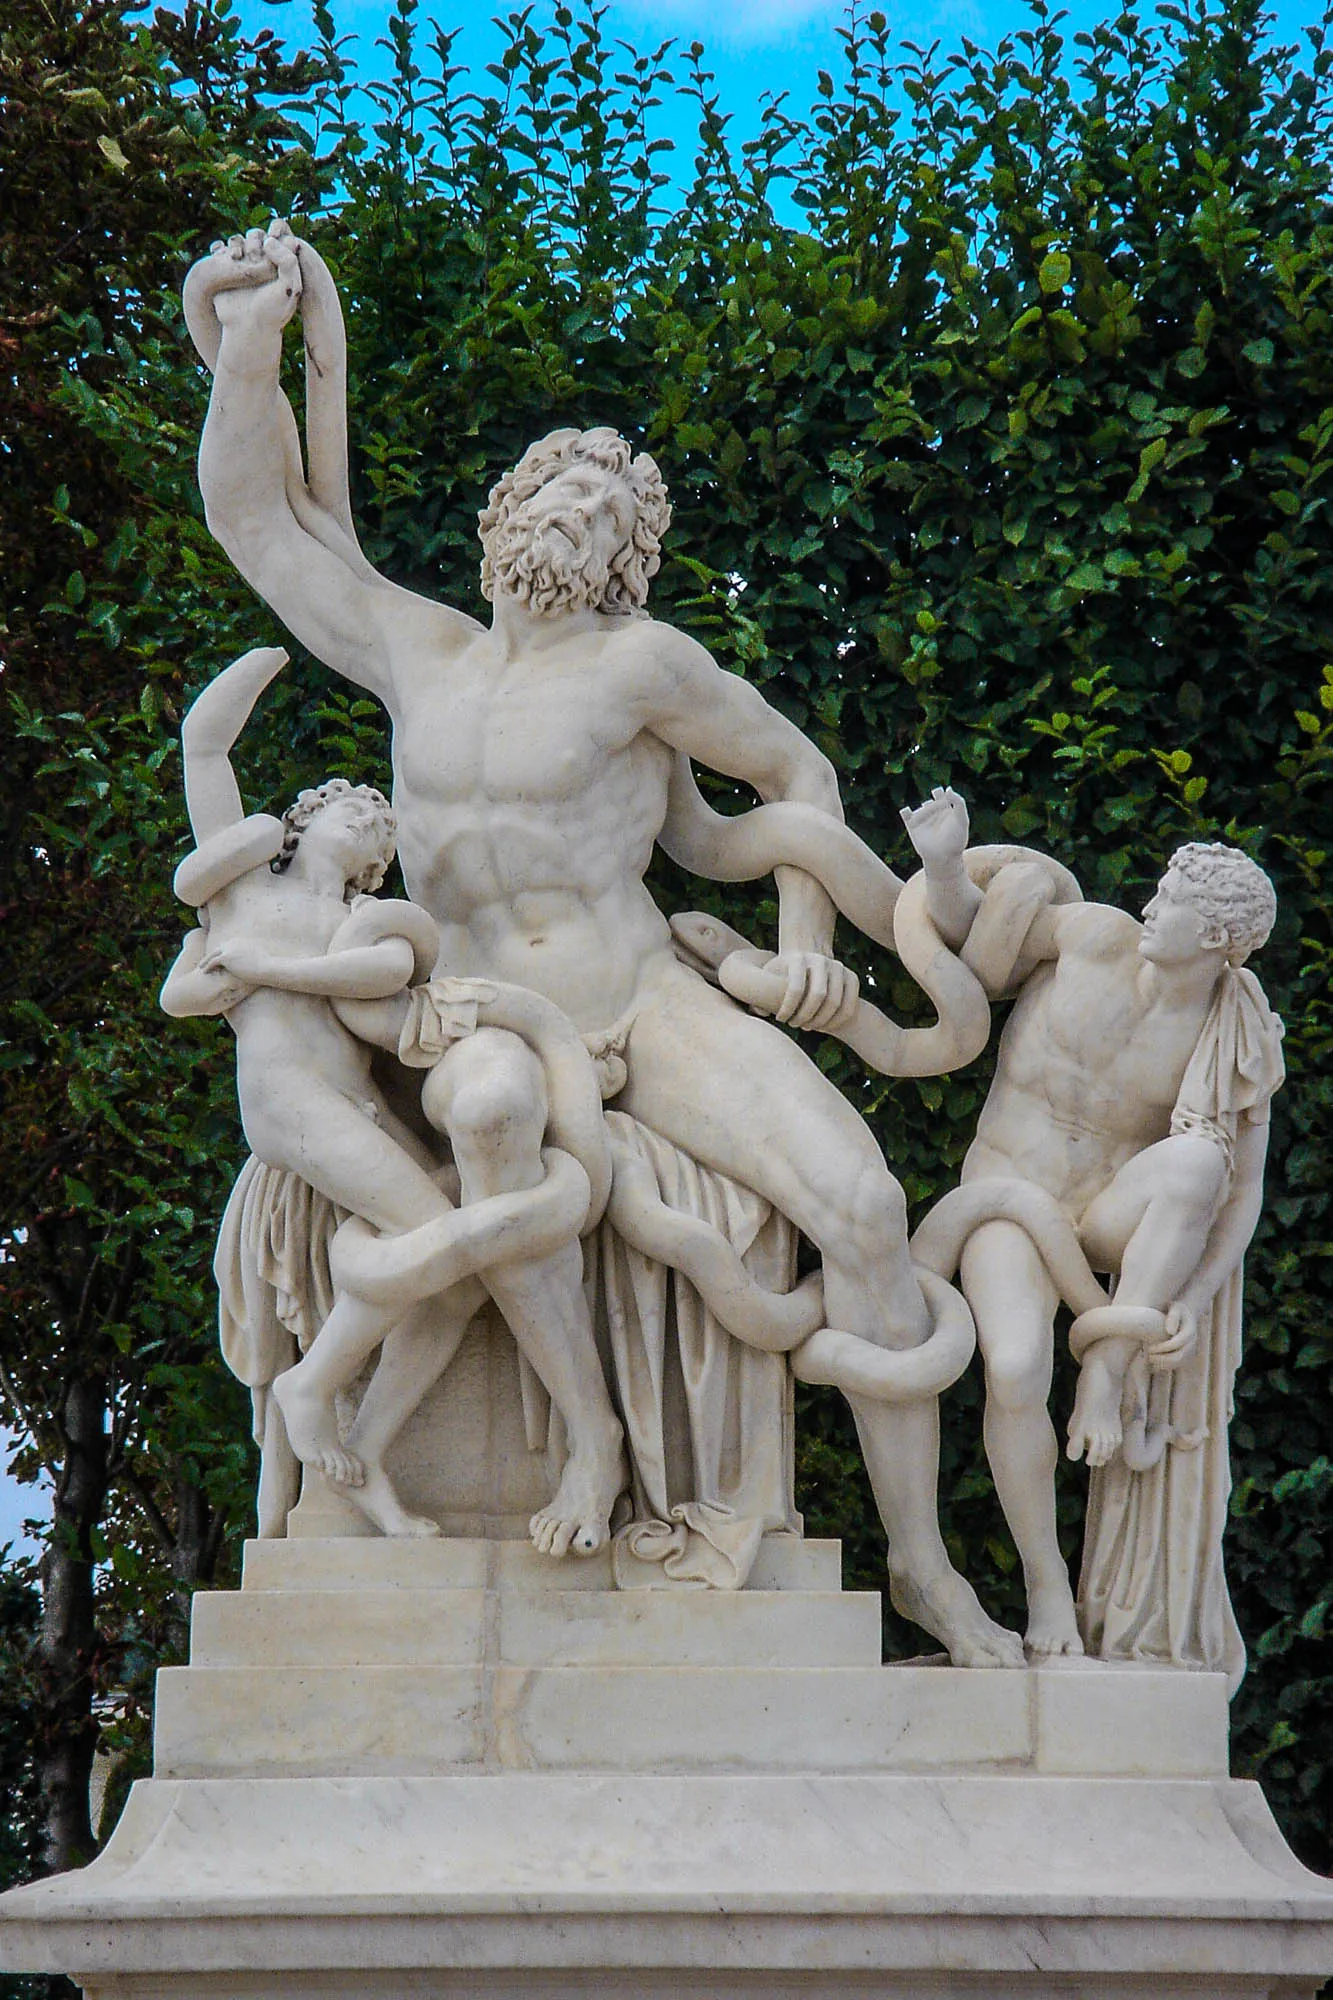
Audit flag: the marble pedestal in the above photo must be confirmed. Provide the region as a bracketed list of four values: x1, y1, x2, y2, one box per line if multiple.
[1, 1534, 1331, 1999]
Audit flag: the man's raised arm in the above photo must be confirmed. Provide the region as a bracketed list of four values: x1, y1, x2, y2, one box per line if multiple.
[192, 229, 399, 695]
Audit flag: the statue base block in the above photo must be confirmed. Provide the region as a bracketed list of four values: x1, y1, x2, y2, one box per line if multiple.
[1, 1537, 1330, 1998]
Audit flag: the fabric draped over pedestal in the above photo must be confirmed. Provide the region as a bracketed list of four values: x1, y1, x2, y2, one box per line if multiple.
[214, 1117, 800, 1574]
[590, 1117, 800, 1590]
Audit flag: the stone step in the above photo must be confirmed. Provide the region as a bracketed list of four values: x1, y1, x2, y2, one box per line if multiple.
[190, 1585, 881, 1671]
[152, 1658, 1229, 1783]
[189, 1587, 488, 1669]
[240, 1533, 843, 1595]
[496, 1585, 880, 1669]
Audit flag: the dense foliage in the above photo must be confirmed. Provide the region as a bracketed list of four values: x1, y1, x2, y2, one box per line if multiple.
[2, 0, 1330, 1945]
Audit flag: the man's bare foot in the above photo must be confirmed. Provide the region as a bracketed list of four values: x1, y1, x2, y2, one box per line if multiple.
[530, 1424, 627, 1560]
[343, 1460, 442, 1538]
[1024, 1579, 1084, 1658]
[273, 1366, 365, 1487]
[890, 1563, 1026, 1669]
[1067, 1352, 1123, 1467]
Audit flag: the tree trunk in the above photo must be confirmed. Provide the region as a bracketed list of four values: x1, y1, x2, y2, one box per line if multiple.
[36, 1373, 108, 1877]
[169, 1472, 220, 1647]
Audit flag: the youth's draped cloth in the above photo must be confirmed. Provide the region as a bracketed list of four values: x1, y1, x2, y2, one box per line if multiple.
[1168, 964, 1287, 1168]
[1079, 966, 1285, 1691]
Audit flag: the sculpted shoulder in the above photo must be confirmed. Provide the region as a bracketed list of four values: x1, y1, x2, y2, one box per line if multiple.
[607, 617, 759, 732]
[602, 612, 703, 705]
[381, 584, 488, 693]
[1052, 899, 1142, 963]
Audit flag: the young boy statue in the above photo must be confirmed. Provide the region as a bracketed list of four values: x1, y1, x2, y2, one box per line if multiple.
[162, 647, 625, 1552]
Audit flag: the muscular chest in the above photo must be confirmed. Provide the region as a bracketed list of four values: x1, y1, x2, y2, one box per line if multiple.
[396, 655, 638, 808]
[1018, 957, 1205, 1120]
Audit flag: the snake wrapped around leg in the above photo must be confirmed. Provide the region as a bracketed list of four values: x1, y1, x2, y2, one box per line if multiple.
[330, 1146, 592, 1312]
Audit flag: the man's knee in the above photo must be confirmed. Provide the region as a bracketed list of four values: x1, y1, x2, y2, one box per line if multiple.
[984, 1338, 1054, 1414]
[816, 1160, 911, 1267]
[421, 1030, 548, 1157]
[1156, 1133, 1229, 1218]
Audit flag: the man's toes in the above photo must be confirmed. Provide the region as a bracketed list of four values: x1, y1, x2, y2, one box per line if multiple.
[1027, 1630, 1082, 1659]
[548, 1520, 576, 1560]
[572, 1521, 605, 1557]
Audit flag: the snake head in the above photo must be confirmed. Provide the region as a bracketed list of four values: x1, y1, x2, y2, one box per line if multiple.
[669, 910, 759, 982]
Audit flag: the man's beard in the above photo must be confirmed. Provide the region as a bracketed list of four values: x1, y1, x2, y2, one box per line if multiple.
[485, 515, 611, 616]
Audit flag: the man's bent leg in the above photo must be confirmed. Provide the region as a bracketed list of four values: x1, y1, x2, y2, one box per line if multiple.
[621, 965, 1022, 1666]
[427, 1030, 625, 1557]
[961, 1219, 1078, 1655]
[1071, 1134, 1230, 1465]
[1080, 1134, 1230, 1306]
[619, 966, 930, 1342]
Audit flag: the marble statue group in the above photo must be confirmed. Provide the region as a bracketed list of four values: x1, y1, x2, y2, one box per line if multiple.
[167, 219, 1285, 1682]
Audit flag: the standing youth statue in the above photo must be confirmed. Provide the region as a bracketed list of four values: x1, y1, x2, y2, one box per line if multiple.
[177, 218, 1026, 1667]
[906, 800, 1284, 1676]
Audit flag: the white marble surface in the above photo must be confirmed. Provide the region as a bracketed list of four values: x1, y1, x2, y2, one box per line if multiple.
[3, 1770, 1331, 1996]
[4, 1766, 1324, 1913]
[10, 217, 1321, 2000]
[239, 1530, 843, 1594]
[69, 1975, 1333, 1999]
[928, 834, 1284, 1672]
[149, 1537, 1229, 1784]
[152, 1658, 1230, 1782]
[3, 1538, 1330, 1994]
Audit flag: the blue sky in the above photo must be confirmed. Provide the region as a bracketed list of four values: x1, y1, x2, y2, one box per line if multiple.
[0, 1435, 45, 1563]
[233, 0, 1328, 195]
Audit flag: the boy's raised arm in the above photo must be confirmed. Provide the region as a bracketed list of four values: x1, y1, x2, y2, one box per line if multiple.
[179, 647, 288, 846]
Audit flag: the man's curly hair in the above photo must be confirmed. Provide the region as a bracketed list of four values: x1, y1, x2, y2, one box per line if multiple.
[1167, 842, 1276, 961]
[478, 426, 671, 613]
[274, 779, 397, 899]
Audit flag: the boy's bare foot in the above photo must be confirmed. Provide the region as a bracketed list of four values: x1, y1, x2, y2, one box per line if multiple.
[345, 1461, 441, 1538]
[530, 1421, 627, 1559]
[1067, 1352, 1123, 1467]
[1024, 1578, 1084, 1658]
[273, 1365, 366, 1487]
